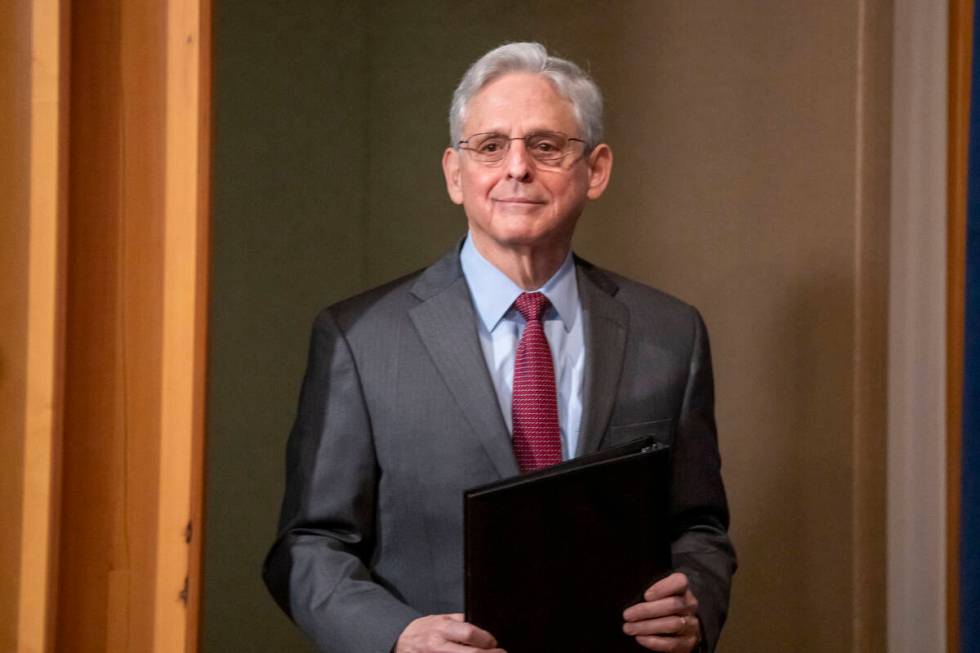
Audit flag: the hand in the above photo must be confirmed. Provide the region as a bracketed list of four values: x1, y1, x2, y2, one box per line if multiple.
[395, 613, 506, 653]
[622, 572, 701, 652]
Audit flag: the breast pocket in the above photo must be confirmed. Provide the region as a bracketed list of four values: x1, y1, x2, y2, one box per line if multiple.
[605, 418, 675, 448]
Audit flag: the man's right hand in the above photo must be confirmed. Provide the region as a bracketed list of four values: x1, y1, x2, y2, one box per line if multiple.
[395, 614, 506, 653]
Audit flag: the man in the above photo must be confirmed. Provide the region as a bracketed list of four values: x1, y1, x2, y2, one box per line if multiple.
[264, 42, 735, 653]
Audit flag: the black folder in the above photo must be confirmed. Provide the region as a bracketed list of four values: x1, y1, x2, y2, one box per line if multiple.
[464, 437, 672, 652]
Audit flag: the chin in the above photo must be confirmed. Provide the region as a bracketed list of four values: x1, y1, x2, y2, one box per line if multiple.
[489, 228, 565, 251]
[470, 212, 575, 252]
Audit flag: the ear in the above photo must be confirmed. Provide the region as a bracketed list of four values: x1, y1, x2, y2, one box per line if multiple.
[442, 147, 464, 205]
[585, 143, 613, 200]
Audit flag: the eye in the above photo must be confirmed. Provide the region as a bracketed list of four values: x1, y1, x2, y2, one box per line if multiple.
[475, 136, 507, 154]
[528, 134, 564, 155]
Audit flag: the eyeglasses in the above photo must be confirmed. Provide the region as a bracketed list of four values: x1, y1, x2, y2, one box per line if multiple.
[456, 131, 589, 167]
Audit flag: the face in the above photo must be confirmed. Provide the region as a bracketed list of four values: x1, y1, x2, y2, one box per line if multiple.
[442, 73, 612, 255]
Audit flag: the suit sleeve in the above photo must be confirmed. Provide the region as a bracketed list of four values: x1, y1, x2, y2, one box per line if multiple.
[670, 310, 737, 653]
[262, 309, 421, 653]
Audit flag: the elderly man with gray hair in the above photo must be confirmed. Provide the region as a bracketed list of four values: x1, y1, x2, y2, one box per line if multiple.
[264, 42, 735, 653]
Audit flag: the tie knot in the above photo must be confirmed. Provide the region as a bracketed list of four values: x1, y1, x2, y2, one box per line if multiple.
[514, 292, 550, 323]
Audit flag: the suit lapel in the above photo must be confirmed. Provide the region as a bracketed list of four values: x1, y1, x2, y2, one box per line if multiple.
[575, 260, 629, 456]
[409, 249, 519, 478]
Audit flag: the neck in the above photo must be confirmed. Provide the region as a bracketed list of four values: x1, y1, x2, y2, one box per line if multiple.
[469, 232, 570, 290]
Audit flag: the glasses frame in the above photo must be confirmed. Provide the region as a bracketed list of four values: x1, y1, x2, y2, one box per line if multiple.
[455, 131, 590, 168]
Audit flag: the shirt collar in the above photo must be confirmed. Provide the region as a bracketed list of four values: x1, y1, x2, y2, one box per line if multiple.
[460, 233, 579, 333]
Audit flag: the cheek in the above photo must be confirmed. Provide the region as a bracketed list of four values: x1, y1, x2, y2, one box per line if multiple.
[462, 168, 499, 193]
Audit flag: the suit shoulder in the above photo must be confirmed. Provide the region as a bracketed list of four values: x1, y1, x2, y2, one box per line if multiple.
[578, 262, 708, 356]
[614, 273, 696, 313]
[583, 262, 701, 319]
[312, 268, 424, 334]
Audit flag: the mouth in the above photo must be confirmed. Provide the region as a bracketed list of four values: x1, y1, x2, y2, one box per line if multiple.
[493, 197, 545, 205]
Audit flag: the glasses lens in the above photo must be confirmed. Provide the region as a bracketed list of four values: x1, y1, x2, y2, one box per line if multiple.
[470, 134, 509, 162]
[461, 132, 582, 166]
[525, 132, 568, 162]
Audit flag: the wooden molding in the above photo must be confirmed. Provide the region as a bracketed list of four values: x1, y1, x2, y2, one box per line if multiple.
[19, 1, 69, 651]
[54, 1, 210, 651]
[0, 0, 36, 648]
[947, 2, 972, 652]
[852, 2, 892, 650]
[184, 0, 212, 649]
[154, 0, 210, 650]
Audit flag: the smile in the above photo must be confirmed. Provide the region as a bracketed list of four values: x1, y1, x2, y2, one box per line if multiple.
[493, 197, 545, 204]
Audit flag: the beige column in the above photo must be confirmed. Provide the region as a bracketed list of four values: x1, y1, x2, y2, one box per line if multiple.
[888, 1, 950, 652]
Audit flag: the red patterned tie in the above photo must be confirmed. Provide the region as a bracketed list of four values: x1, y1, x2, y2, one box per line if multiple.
[511, 292, 562, 472]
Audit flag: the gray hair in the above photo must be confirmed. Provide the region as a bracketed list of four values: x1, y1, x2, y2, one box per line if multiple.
[449, 42, 604, 148]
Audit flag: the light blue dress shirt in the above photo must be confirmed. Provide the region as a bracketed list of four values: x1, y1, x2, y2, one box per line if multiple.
[459, 234, 585, 460]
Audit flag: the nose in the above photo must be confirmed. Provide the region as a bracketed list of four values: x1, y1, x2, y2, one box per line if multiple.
[504, 139, 532, 181]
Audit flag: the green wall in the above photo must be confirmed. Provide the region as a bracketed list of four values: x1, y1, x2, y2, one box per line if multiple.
[207, 4, 369, 650]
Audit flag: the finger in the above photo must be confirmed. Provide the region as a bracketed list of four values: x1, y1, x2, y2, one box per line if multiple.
[623, 595, 693, 622]
[643, 572, 689, 601]
[683, 589, 699, 614]
[623, 615, 690, 637]
[439, 643, 506, 653]
[634, 633, 698, 652]
[441, 620, 498, 648]
[446, 613, 465, 622]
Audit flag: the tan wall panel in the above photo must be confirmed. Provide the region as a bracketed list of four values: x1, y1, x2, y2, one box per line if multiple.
[574, 3, 890, 647]
[888, 1, 949, 651]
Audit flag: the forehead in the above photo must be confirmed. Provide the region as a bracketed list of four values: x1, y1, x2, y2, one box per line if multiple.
[463, 73, 579, 135]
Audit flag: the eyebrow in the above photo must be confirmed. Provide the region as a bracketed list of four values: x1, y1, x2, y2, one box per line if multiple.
[471, 120, 564, 132]
[473, 129, 564, 137]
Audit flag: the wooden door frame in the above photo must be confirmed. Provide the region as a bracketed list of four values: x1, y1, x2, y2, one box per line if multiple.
[3, 1, 211, 651]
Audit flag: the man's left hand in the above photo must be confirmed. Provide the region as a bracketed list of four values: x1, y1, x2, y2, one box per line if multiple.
[622, 572, 701, 652]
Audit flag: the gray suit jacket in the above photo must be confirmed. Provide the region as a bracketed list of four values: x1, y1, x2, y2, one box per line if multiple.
[263, 245, 735, 653]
